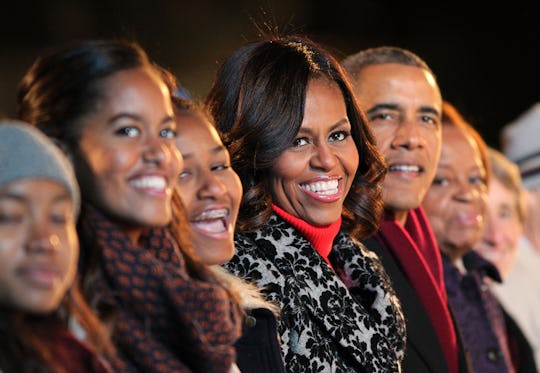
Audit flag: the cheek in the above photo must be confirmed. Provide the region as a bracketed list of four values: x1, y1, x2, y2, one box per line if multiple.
[82, 139, 135, 177]
[343, 145, 359, 177]
[0, 243, 17, 273]
[227, 174, 243, 207]
[371, 129, 393, 152]
[165, 144, 183, 177]
[180, 186, 197, 212]
[506, 223, 523, 245]
[272, 155, 306, 185]
[423, 190, 444, 212]
[60, 228, 79, 268]
[0, 228, 24, 250]
[84, 146, 135, 193]
[423, 194, 450, 224]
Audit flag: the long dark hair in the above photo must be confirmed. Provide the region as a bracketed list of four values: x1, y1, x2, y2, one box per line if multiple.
[16, 39, 225, 338]
[206, 34, 386, 240]
[0, 287, 114, 372]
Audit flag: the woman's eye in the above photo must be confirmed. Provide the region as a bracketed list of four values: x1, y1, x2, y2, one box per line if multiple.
[329, 130, 349, 142]
[500, 209, 512, 219]
[0, 213, 24, 224]
[160, 128, 177, 139]
[117, 127, 140, 137]
[292, 137, 309, 147]
[50, 214, 68, 224]
[212, 164, 230, 172]
[179, 170, 191, 180]
[432, 177, 449, 186]
[470, 175, 487, 186]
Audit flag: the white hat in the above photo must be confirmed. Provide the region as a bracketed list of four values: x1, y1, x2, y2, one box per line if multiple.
[501, 102, 540, 190]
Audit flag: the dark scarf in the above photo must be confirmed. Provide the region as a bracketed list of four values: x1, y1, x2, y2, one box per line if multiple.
[376, 207, 458, 373]
[87, 207, 242, 373]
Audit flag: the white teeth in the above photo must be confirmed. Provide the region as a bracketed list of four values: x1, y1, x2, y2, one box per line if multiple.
[191, 209, 229, 234]
[193, 208, 228, 222]
[130, 176, 167, 189]
[300, 180, 339, 194]
[389, 165, 421, 172]
[192, 219, 226, 233]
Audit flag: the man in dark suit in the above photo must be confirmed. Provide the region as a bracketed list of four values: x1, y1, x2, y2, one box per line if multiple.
[342, 46, 468, 373]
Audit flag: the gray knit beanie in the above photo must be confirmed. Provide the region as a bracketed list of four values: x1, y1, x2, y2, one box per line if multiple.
[0, 120, 80, 215]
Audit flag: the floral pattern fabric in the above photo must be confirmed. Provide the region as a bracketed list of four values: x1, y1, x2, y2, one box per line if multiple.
[224, 214, 406, 373]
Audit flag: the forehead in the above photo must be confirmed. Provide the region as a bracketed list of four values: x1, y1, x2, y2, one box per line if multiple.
[441, 126, 481, 161]
[175, 114, 222, 150]
[302, 78, 346, 119]
[0, 178, 71, 203]
[355, 63, 441, 109]
[100, 67, 169, 104]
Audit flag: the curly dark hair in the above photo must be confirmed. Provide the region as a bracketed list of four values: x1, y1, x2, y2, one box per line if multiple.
[206, 34, 387, 240]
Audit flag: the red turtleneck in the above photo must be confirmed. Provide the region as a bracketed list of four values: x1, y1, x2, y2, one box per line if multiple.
[272, 204, 341, 266]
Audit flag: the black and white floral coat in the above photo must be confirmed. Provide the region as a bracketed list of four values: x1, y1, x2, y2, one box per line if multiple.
[223, 214, 406, 373]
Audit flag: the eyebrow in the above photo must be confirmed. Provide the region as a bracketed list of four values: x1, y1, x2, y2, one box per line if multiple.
[297, 118, 351, 134]
[0, 191, 72, 204]
[366, 103, 439, 117]
[0, 193, 26, 203]
[366, 103, 399, 114]
[108, 113, 175, 125]
[182, 144, 227, 160]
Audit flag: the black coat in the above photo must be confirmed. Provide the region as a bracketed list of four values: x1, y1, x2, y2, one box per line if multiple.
[503, 303, 538, 373]
[363, 236, 471, 373]
[234, 308, 286, 373]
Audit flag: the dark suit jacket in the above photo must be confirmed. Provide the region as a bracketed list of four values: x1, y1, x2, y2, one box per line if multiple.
[504, 306, 538, 373]
[235, 308, 286, 373]
[363, 236, 471, 373]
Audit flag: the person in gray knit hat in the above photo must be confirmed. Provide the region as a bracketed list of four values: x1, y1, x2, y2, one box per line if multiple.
[0, 119, 80, 213]
[0, 119, 115, 373]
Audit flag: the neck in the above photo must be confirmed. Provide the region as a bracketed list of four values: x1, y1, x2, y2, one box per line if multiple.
[389, 209, 409, 226]
[272, 204, 341, 266]
[440, 242, 469, 263]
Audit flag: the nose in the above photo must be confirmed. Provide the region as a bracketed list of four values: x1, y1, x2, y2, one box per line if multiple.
[391, 119, 424, 150]
[27, 222, 60, 254]
[481, 220, 504, 248]
[310, 142, 338, 171]
[197, 172, 227, 199]
[142, 134, 168, 165]
[453, 179, 482, 203]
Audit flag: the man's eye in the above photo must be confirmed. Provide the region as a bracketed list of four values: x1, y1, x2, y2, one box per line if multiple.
[369, 112, 393, 121]
[420, 115, 439, 127]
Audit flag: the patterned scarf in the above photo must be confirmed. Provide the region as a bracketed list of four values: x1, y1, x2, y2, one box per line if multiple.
[376, 207, 458, 373]
[86, 207, 242, 372]
[227, 214, 406, 372]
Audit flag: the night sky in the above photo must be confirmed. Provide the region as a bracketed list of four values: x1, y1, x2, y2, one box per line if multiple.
[1, 0, 538, 149]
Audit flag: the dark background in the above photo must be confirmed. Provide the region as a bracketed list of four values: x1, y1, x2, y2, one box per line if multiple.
[1, 0, 538, 150]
